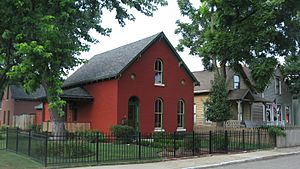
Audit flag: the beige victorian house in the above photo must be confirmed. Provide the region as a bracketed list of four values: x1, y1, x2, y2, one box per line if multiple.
[193, 67, 270, 128]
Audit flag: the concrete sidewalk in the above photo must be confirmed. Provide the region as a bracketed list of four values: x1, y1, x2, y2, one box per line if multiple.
[70, 147, 300, 169]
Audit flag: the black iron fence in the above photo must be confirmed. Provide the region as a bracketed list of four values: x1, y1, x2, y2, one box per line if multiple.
[2, 128, 275, 167]
[0, 128, 6, 150]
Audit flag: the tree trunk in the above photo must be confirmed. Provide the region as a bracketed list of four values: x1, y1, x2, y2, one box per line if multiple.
[220, 60, 227, 79]
[216, 121, 224, 127]
[43, 83, 65, 136]
[50, 106, 65, 136]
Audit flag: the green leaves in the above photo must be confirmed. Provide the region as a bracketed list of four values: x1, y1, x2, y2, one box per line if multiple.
[282, 55, 300, 94]
[206, 75, 231, 122]
[250, 57, 278, 93]
[1, 0, 167, 133]
[176, 0, 300, 90]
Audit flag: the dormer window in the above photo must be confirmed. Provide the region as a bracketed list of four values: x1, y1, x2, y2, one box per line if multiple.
[154, 59, 163, 85]
[233, 75, 240, 89]
[275, 77, 281, 95]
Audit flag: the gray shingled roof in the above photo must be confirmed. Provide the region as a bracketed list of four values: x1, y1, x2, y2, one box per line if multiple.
[193, 70, 214, 93]
[11, 85, 46, 101]
[10, 85, 92, 101]
[193, 67, 251, 93]
[63, 32, 199, 88]
[227, 89, 253, 101]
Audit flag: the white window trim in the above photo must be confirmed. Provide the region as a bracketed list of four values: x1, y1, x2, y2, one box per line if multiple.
[233, 75, 240, 89]
[176, 128, 186, 132]
[285, 106, 290, 124]
[154, 128, 165, 132]
[275, 77, 282, 95]
[154, 59, 164, 85]
[177, 100, 185, 128]
[154, 83, 165, 87]
[154, 98, 163, 129]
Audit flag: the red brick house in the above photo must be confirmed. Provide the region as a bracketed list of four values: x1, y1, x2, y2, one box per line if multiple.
[1, 32, 199, 133]
[0, 85, 43, 127]
[63, 32, 198, 133]
[0, 85, 92, 128]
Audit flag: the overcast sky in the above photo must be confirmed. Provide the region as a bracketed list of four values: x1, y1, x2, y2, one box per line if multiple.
[75, 1, 203, 75]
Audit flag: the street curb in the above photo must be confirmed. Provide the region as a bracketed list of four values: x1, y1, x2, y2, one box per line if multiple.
[182, 151, 300, 169]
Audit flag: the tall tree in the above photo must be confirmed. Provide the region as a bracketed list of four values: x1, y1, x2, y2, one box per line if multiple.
[282, 55, 300, 95]
[206, 75, 230, 126]
[2, 0, 167, 134]
[176, 0, 300, 92]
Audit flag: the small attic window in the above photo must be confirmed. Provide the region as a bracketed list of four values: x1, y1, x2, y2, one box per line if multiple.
[233, 75, 240, 89]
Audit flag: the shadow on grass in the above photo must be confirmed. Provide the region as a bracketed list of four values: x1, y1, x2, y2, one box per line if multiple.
[0, 150, 43, 169]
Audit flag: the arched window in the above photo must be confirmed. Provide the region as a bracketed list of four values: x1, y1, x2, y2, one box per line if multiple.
[177, 99, 185, 128]
[154, 98, 163, 129]
[154, 59, 163, 84]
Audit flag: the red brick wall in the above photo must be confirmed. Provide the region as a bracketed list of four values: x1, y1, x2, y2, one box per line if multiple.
[14, 101, 41, 115]
[118, 39, 194, 133]
[77, 80, 118, 133]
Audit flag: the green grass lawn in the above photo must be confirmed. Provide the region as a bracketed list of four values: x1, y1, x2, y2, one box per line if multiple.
[0, 150, 43, 169]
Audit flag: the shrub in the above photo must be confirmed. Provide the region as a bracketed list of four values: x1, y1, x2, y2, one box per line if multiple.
[184, 134, 202, 152]
[75, 130, 107, 143]
[48, 141, 95, 158]
[29, 124, 42, 133]
[268, 126, 286, 137]
[259, 126, 286, 137]
[110, 125, 136, 144]
[0, 124, 8, 131]
[152, 131, 166, 143]
[211, 134, 226, 150]
[139, 140, 151, 146]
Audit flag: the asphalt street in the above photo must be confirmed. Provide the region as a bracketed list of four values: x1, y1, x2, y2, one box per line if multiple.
[209, 154, 300, 169]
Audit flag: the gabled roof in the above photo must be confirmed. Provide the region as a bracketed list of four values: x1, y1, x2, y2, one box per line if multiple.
[193, 66, 255, 94]
[227, 89, 253, 101]
[10, 85, 93, 101]
[63, 32, 199, 88]
[193, 70, 214, 93]
[11, 85, 46, 101]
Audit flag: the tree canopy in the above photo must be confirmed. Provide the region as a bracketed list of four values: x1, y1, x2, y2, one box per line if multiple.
[282, 55, 300, 95]
[176, 0, 300, 92]
[1, 0, 167, 133]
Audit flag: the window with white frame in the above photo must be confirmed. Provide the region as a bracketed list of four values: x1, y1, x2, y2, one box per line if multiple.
[204, 103, 212, 123]
[277, 105, 282, 122]
[177, 100, 185, 128]
[233, 75, 240, 89]
[154, 98, 163, 129]
[265, 104, 272, 122]
[275, 77, 282, 95]
[285, 106, 290, 124]
[154, 59, 163, 85]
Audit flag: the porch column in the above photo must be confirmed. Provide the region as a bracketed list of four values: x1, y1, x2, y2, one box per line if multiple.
[262, 103, 266, 122]
[237, 101, 243, 122]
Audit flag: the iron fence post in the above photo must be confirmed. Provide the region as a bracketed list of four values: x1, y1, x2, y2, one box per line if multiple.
[225, 130, 228, 153]
[6, 127, 8, 150]
[242, 130, 245, 151]
[173, 132, 176, 158]
[16, 128, 19, 153]
[96, 132, 99, 163]
[44, 132, 48, 167]
[28, 130, 31, 156]
[209, 131, 212, 154]
[258, 129, 261, 149]
[139, 132, 141, 160]
[192, 131, 195, 156]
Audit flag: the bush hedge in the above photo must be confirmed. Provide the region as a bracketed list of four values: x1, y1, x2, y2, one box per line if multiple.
[110, 125, 136, 144]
